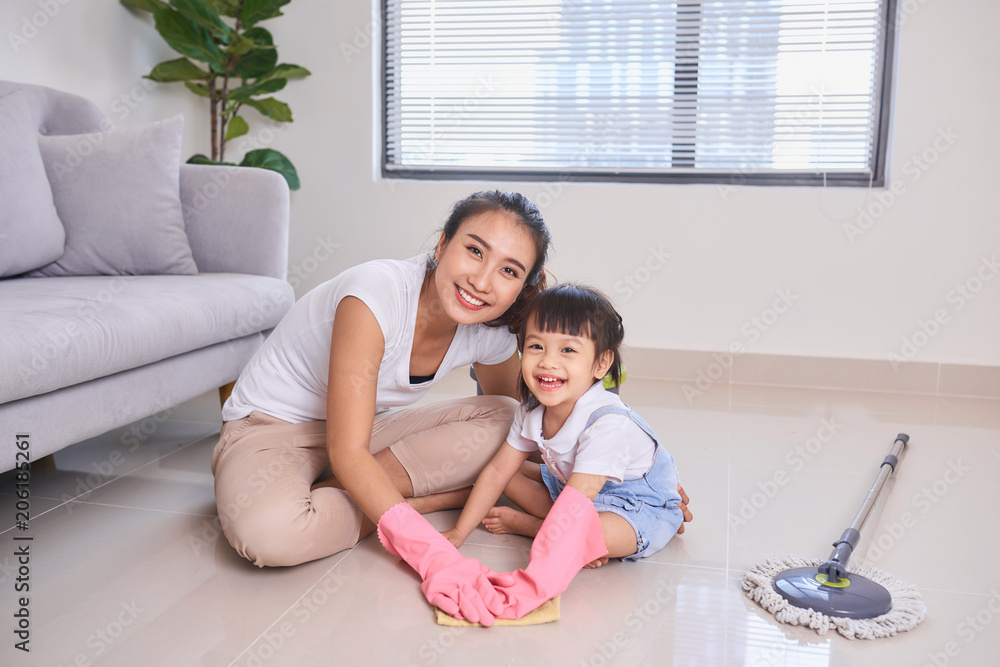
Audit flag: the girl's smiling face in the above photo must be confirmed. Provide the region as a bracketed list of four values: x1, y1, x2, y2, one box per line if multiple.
[431, 211, 537, 326]
[520, 318, 613, 415]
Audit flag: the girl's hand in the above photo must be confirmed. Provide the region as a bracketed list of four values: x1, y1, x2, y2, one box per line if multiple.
[441, 528, 465, 549]
[676, 483, 692, 534]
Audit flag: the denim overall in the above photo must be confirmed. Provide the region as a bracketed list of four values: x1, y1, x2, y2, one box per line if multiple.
[539, 405, 684, 560]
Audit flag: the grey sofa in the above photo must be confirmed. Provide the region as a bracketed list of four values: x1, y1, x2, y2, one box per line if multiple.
[0, 81, 295, 472]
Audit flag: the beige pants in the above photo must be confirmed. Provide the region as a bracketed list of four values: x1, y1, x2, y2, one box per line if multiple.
[211, 395, 516, 567]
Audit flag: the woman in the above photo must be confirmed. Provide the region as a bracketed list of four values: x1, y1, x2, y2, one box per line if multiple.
[211, 190, 550, 568]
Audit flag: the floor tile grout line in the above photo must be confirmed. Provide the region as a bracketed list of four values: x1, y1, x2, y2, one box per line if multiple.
[228, 543, 364, 667]
[980, 434, 1000, 460]
[0, 431, 218, 536]
[49, 500, 218, 518]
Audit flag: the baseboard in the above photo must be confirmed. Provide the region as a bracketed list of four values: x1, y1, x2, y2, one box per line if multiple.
[622, 347, 1000, 399]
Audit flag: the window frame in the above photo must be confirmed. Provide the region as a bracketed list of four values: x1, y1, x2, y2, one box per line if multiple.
[380, 0, 899, 188]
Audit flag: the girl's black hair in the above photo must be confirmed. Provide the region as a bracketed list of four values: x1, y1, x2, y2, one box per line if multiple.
[428, 190, 551, 333]
[516, 283, 625, 408]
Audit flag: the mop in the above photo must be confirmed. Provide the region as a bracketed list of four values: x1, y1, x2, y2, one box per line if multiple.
[742, 434, 927, 639]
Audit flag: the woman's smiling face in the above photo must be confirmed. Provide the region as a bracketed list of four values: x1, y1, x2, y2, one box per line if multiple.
[431, 210, 537, 326]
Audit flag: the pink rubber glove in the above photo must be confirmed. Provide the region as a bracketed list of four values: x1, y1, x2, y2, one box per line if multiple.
[494, 486, 609, 619]
[377, 502, 513, 626]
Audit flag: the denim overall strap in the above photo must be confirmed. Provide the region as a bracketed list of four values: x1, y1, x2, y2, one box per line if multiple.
[584, 405, 659, 449]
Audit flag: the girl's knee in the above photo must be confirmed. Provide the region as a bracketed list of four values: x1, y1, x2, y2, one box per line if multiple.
[598, 512, 639, 559]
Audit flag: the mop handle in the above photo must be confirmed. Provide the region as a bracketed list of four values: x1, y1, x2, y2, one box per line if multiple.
[818, 434, 909, 581]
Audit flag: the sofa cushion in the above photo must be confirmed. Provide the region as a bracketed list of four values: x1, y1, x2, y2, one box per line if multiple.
[29, 115, 199, 277]
[0, 274, 295, 403]
[0, 90, 65, 277]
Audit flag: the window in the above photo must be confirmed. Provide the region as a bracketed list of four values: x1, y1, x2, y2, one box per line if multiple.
[383, 0, 898, 186]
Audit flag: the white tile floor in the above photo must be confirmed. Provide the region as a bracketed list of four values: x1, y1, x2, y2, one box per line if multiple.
[1, 370, 998, 666]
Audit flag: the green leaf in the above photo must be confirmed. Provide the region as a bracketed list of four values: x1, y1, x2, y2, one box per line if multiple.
[147, 57, 210, 82]
[240, 148, 299, 190]
[224, 115, 249, 141]
[121, 0, 170, 13]
[153, 7, 226, 70]
[228, 77, 286, 102]
[187, 154, 238, 166]
[231, 27, 278, 78]
[184, 81, 211, 97]
[226, 32, 256, 55]
[206, 0, 240, 18]
[241, 0, 291, 28]
[257, 63, 310, 83]
[170, 0, 232, 42]
[243, 97, 292, 122]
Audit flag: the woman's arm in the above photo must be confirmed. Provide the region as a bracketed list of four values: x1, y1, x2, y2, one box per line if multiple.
[325, 296, 404, 523]
[473, 351, 521, 399]
[444, 443, 530, 547]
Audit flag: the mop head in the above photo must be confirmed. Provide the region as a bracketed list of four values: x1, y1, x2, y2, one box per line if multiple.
[434, 596, 560, 627]
[742, 556, 926, 640]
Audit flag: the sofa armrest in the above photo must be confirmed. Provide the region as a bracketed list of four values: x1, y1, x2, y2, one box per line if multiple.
[180, 163, 290, 280]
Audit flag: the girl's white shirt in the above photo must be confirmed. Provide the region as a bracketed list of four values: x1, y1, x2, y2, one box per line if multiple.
[506, 382, 656, 484]
[223, 257, 516, 423]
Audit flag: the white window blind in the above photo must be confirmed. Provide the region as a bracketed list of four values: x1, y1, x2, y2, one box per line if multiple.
[384, 0, 897, 185]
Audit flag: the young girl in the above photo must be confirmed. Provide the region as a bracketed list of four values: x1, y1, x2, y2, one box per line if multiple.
[443, 283, 688, 566]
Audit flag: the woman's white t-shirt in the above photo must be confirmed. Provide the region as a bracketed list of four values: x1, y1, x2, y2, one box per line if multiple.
[505, 382, 656, 484]
[222, 257, 517, 423]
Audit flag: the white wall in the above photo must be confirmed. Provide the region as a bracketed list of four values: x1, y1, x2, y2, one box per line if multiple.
[3, 0, 998, 366]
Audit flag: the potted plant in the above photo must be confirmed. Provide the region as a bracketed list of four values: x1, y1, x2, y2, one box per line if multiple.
[121, 0, 309, 189]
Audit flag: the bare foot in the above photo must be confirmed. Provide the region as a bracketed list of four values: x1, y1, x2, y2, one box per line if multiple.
[584, 556, 610, 569]
[482, 506, 543, 538]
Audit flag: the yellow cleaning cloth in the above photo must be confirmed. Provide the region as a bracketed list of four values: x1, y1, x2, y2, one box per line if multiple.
[435, 596, 560, 627]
